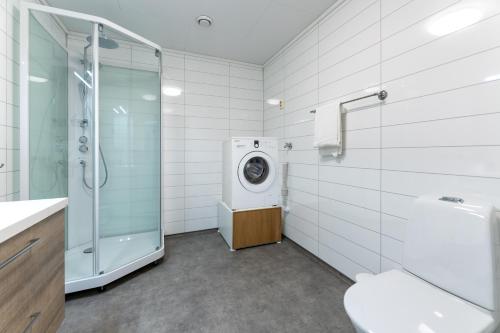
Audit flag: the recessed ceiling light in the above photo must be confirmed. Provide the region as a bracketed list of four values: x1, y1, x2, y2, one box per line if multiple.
[196, 15, 213, 27]
[162, 86, 183, 97]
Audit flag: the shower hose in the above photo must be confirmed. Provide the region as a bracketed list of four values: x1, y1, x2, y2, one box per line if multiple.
[80, 145, 109, 189]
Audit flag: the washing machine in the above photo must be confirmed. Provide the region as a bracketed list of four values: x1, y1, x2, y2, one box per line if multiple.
[222, 137, 280, 210]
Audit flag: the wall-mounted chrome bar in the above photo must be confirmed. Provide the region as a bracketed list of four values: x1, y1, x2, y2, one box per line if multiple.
[310, 90, 388, 113]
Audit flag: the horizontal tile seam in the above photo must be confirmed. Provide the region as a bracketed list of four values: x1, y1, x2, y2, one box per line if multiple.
[318, 210, 380, 234]
[381, 45, 500, 85]
[288, 189, 382, 215]
[317, 237, 378, 273]
[317, 47, 500, 99]
[382, 144, 500, 149]
[318, 0, 379, 45]
[317, 193, 380, 213]
[381, 0, 462, 41]
[380, 0, 415, 20]
[288, 212, 318, 228]
[380, 255, 401, 265]
[381, 11, 500, 62]
[319, 165, 379, 171]
[319, 20, 380, 59]
[318, 225, 381, 255]
[319, 40, 380, 74]
[381, 232, 404, 243]
[319, 179, 380, 192]
[382, 77, 500, 106]
[380, 111, 500, 128]
[284, 223, 318, 245]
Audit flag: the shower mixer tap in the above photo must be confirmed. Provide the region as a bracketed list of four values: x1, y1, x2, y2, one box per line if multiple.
[79, 145, 89, 153]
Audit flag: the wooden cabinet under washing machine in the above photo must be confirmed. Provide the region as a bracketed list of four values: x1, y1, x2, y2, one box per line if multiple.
[218, 202, 282, 250]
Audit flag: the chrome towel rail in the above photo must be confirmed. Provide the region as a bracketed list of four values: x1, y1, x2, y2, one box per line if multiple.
[310, 90, 388, 113]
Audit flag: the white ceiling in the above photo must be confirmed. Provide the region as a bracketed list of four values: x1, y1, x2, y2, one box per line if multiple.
[46, 0, 337, 65]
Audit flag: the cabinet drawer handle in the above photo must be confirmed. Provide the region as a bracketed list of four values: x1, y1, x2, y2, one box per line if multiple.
[0, 238, 40, 270]
[22, 312, 41, 333]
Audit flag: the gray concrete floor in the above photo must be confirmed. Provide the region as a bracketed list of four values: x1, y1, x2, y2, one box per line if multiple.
[59, 230, 355, 333]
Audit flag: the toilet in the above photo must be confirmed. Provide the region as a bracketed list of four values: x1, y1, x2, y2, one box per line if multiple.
[344, 195, 500, 333]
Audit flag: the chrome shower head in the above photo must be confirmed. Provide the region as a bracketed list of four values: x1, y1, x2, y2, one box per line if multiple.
[86, 25, 119, 49]
[86, 34, 119, 49]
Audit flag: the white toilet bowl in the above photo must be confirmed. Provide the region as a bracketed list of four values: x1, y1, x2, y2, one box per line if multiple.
[343, 195, 500, 333]
[344, 270, 497, 333]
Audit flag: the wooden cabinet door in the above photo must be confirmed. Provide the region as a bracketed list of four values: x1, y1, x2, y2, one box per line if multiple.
[0, 226, 38, 333]
[0, 209, 65, 333]
[30, 210, 65, 333]
[233, 207, 281, 249]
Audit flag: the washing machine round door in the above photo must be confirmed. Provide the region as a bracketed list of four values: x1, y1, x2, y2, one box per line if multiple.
[238, 151, 276, 193]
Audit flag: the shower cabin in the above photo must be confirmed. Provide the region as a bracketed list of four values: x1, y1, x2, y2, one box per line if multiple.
[19, 3, 164, 293]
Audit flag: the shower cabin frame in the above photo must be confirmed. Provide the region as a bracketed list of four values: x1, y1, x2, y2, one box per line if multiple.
[19, 2, 164, 293]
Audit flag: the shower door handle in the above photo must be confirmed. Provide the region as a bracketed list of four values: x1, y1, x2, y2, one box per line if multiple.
[0, 163, 4, 168]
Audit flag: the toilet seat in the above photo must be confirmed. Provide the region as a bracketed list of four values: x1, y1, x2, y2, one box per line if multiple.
[344, 269, 496, 333]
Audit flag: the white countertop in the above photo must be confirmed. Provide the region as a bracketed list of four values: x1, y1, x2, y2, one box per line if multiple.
[0, 198, 68, 244]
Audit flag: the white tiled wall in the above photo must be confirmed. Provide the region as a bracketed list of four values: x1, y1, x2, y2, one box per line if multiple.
[264, 0, 500, 280]
[162, 50, 263, 235]
[0, 0, 20, 201]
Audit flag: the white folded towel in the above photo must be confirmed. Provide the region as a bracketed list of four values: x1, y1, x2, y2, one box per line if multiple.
[313, 101, 344, 157]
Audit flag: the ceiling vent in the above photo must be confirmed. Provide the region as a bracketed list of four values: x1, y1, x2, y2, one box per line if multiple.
[196, 15, 213, 27]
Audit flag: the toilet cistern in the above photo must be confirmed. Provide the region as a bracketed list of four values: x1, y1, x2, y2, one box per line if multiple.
[343, 194, 500, 333]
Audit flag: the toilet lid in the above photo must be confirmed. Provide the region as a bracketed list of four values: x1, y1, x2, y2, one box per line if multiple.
[344, 270, 495, 333]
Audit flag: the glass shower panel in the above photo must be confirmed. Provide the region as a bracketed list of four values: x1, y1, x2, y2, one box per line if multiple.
[30, 13, 97, 282]
[98, 34, 161, 273]
[28, 14, 68, 200]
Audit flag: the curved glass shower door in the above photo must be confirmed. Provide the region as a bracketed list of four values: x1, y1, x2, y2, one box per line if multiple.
[98, 44, 162, 274]
[21, 4, 164, 293]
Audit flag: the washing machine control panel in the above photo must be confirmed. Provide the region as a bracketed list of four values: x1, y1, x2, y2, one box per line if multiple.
[233, 138, 277, 150]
